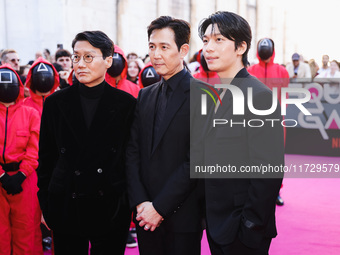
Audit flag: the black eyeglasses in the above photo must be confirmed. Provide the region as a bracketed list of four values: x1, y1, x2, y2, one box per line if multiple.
[71, 54, 103, 63]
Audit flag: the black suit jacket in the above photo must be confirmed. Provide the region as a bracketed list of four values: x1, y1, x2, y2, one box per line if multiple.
[202, 68, 284, 248]
[126, 69, 202, 232]
[37, 81, 136, 235]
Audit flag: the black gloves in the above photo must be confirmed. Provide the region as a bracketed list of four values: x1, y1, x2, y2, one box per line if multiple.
[0, 172, 26, 195]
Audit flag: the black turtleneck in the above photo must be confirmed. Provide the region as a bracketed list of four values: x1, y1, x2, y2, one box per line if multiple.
[79, 81, 105, 129]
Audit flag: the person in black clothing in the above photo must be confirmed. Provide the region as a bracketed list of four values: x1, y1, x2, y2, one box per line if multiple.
[37, 30, 136, 255]
[126, 16, 203, 255]
[196, 11, 284, 255]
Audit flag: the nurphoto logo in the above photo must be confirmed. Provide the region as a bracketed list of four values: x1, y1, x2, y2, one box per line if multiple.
[200, 83, 312, 128]
[201, 84, 311, 116]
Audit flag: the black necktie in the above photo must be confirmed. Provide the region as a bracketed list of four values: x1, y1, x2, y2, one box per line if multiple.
[153, 83, 169, 147]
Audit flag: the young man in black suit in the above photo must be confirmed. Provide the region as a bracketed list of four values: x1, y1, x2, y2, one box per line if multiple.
[37, 31, 136, 255]
[197, 11, 284, 255]
[126, 16, 203, 255]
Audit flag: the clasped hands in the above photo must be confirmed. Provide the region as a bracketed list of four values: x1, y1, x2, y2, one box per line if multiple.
[136, 201, 164, 231]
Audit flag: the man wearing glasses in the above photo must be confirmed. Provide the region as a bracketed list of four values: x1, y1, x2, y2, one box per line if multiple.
[37, 31, 136, 255]
[0, 49, 20, 71]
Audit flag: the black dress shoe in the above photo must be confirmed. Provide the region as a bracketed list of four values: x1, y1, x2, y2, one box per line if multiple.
[126, 232, 137, 248]
[276, 195, 284, 206]
[42, 236, 52, 250]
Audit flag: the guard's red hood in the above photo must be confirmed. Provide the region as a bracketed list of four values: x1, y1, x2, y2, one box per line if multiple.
[138, 62, 155, 88]
[25, 57, 60, 93]
[256, 48, 276, 67]
[105, 45, 128, 84]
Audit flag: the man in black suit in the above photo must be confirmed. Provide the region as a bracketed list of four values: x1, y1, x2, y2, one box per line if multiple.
[37, 31, 136, 255]
[195, 11, 284, 255]
[126, 16, 203, 255]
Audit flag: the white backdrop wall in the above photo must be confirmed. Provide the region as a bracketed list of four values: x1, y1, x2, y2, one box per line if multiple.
[1, 0, 281, 66]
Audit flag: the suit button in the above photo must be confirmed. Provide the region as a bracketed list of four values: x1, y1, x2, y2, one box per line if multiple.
[75, 170, 81, 176]
[98, 190, 104, 196]
[71, 193, 77, 199]
[111, 147, 116, 153]
[60, 148, 66, 154]
[97, 168, 103, 174]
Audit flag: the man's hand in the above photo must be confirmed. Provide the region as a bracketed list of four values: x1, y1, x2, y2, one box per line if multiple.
[136, 201, 163, 231]
[136, 201, 149, 215]
[59, 71, 70, 82]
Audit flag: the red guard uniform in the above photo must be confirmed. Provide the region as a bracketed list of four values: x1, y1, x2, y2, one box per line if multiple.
[247, 50, 289, 100]
[248, 47, 289, 144]
[23, 58, 60, 254]
[0, 64, 41, 255]
[248, 40, 288, 195]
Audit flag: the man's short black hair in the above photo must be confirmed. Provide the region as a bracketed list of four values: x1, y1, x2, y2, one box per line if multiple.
[55, 49, 72, 61]
[72, 31, 114, 59]
[198, 11, 252, 67]
[147, 16, 190, 51]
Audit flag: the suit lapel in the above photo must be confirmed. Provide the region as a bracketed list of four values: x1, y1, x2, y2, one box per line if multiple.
[151, 75, 189, 155]
[205, 69, 249, 135]
[215, 89, 233, 117]
[57, 84, 87, 147]
[205, 88, 233, 135]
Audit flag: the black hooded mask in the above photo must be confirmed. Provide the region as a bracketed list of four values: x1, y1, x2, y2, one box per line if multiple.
[0, 68, 20, 103]
[107, 53, 125, 77]
[31, 63, 55, 93]
[258, 38, 274, 61]
[141, 66, 160, 87]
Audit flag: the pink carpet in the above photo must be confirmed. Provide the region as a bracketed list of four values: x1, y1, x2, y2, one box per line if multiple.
[125, 154, 340, 255]
[43, 154, 340, 254]
[269, 154, 340, 255]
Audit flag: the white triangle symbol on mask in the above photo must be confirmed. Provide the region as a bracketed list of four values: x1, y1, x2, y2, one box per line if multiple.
[146, 68, 155, 78]
[261, 40, 269, 47]
[37, 63, 48, 72]
[113, 53, 120, 59]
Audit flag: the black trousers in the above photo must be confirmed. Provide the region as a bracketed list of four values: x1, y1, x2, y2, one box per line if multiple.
[53, 228, 129, 255]
[136, 224, 202, 255]
[207, 232, 272, 255]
